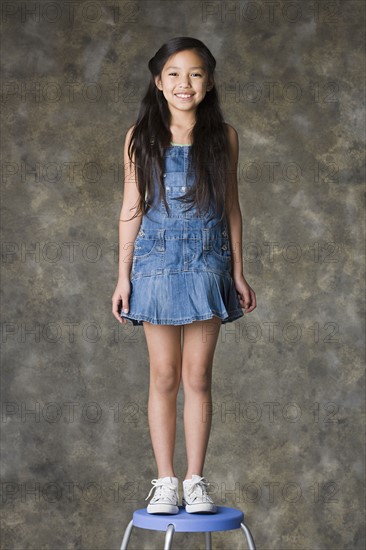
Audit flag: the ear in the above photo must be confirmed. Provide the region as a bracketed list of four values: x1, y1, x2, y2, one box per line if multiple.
[154, 75, 163, 91]
[206, 78, 214, 91]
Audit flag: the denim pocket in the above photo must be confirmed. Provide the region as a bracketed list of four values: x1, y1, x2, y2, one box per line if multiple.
[202, 229, 232, 275]
[133, 237, 157, 258]
[210, 235, 232, 261]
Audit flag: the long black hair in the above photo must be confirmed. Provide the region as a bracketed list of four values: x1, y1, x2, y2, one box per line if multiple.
[125, 36, 230, 223]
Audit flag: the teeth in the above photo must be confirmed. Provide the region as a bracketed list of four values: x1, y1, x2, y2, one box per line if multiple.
[176, 94, 192, 98]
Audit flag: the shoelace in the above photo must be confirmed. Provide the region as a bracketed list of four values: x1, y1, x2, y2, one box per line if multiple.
[185, 476, 214, 503]
[145, 479, 177, 504]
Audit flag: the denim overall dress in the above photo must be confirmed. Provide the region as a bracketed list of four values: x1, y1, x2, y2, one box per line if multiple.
[120, 143, 244, 325]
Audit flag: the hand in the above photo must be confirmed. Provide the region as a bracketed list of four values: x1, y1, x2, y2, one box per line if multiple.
[233, 274, 256, 313]
[112, 278, 132, 324]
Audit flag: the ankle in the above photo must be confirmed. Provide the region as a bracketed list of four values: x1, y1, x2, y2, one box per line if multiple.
[158, 473, 177, 479]
[184, 473, 202, 481]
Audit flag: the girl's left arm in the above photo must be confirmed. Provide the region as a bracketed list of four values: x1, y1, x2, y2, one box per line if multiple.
[224, 123, 245, 279]
[225, 124, 257, 313]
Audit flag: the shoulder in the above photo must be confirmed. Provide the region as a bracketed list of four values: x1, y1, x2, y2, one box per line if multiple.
[125, 124, 136, 144]
[223, 122, 238, 146]
[124, 124, 136, 163]
[124, 124, 136, 152]
[223, 123, 239, 164]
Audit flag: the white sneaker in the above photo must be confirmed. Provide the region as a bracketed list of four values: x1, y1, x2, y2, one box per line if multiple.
[145, 476, 179, 514]
[182, 474, 217, 513]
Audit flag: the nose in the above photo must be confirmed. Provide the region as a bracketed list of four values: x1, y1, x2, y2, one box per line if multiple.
[178, 75, 190, 88]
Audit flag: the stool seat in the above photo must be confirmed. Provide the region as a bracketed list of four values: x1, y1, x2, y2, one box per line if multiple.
[132, 505, 244, 532]
[120, 505, 256, 550]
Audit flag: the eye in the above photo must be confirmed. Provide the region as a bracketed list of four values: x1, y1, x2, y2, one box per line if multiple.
[192, 73, 202, 77]
[168, 72, 178, 76]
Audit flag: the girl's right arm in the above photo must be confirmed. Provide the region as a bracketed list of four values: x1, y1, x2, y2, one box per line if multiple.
[111, 125, 142, 323]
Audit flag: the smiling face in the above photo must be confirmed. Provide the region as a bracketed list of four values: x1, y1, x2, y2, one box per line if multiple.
[154, 49, 213, 118]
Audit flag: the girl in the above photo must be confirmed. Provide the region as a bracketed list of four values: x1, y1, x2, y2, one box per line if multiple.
[112, 37, 256, 515]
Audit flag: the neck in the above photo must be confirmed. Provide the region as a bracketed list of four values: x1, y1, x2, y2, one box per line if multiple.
[169, 117, 196, 144]
[169, 109, 196, 131]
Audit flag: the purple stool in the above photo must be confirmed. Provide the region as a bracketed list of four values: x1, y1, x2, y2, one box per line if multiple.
[120, 505, 256, 550]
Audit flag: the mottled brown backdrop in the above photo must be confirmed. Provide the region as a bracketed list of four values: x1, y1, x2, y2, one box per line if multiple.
[1, 1, 365, 549]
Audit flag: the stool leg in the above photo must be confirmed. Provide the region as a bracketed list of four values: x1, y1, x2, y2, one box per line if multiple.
[204, 531, 212, 550]
[120, 519, 134, 550]
[240, 522, 256, 550]
[164, 524, 175, 550]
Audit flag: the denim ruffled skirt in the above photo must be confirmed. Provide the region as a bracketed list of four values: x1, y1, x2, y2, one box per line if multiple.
[120, 144, 244, 326]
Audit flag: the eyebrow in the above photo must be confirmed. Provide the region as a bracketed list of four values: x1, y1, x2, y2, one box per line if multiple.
[165, 66, 205, 70]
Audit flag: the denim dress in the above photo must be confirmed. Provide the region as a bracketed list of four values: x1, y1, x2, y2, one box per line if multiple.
[120, 143, 244, 325]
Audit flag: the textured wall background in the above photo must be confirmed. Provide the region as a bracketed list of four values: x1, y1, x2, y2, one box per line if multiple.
[1, 1, 365, 549]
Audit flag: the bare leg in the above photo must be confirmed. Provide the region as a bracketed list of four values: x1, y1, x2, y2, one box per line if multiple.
[181, 317, 222, 480]
[143, 321, 182, 478]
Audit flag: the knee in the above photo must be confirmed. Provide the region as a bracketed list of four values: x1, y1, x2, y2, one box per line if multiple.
[183, 368, 211, 393]
[151, 365, 181, 394]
